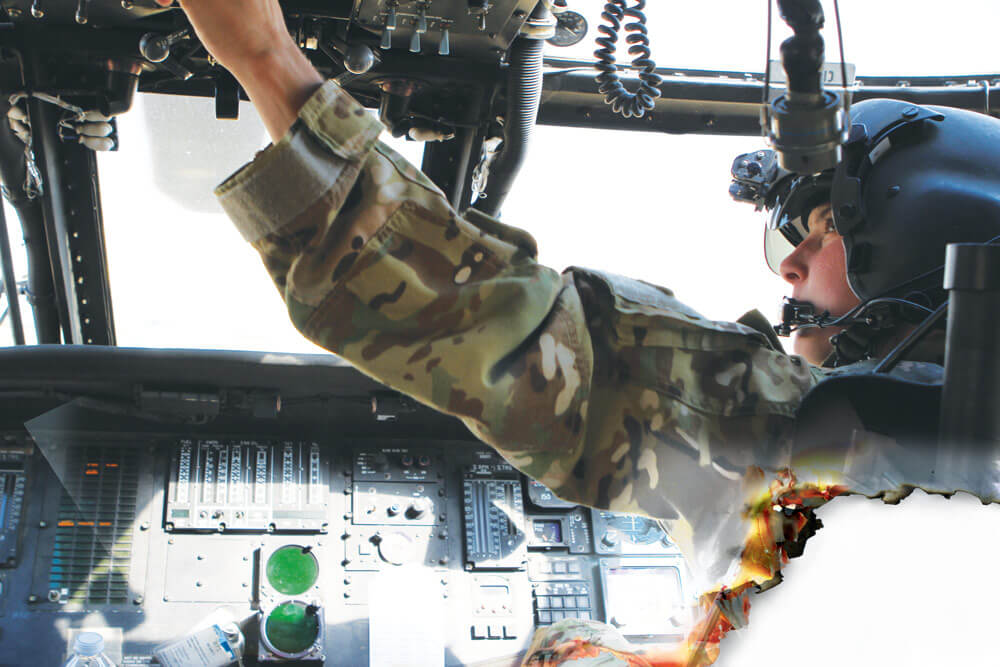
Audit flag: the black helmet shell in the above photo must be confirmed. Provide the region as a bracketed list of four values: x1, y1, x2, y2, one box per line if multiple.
[831, 99, 1000, 302]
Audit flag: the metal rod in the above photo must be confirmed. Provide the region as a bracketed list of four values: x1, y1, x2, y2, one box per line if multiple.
[872, 301, 948, 374]
[939, 243, 1000, 446]
[0, 98, 60, 342]
[28, 96, 82, 344]
[0, 203, 25, 345]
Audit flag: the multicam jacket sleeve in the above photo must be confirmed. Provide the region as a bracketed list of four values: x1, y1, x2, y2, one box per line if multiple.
[216, 81, 824, 527]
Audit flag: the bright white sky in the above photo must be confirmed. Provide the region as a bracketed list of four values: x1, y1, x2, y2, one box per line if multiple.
[3, 0, 1000, 663]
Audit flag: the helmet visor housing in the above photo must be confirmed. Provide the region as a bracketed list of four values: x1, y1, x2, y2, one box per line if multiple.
[763, 172, 833, 274]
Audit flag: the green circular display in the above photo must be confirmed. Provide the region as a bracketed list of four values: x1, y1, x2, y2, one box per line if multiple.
[266, 546, 319, 595]
[264, 601, 320, 656]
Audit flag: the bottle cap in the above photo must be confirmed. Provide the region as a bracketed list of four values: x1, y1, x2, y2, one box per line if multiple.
[74, 632, 105, 657]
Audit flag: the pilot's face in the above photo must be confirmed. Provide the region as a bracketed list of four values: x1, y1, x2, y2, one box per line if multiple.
[779, 202, 861, 365]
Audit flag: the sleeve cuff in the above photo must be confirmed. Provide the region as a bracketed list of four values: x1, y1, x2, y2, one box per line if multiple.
[215, 80, 384, 244]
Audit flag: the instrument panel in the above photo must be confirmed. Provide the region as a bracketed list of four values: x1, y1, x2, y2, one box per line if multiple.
[0, 433, 693, 665]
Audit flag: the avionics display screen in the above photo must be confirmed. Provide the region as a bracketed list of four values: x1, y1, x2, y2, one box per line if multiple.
[532, 519, 563, 544]
[602, 565, 684, 637]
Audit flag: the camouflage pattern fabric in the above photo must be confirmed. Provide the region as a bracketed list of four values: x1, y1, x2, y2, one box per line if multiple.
[522, 619, 652, 666]
[216, 80, 827, 579]
[215, 81, 859, 663]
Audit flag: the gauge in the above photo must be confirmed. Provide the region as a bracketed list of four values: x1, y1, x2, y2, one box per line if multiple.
[593, 510, 675, 555]
[260, 600, 323, 660]
[603, 514, 664, 545]
[266, 545, 319, 596]
[547, 10, 588, 48]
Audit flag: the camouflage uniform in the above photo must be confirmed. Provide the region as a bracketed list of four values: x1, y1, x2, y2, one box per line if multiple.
[216, 82, 828, 662]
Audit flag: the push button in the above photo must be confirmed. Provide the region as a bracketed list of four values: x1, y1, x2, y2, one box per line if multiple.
[487, 623, 503, 640]
[503, 625, 518, 640]
[471, 623, 487, 640]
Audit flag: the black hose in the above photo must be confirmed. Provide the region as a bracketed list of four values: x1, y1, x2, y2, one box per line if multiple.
[474, 36, 544, 217]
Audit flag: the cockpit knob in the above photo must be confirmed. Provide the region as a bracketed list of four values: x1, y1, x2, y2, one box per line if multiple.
[601, 531, 618, 548]
[405, 501, 427, 520]
[344, 44, 376, 75]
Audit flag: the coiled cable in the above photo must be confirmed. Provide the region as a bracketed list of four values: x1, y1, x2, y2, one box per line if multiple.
[594, 0, 662, 118]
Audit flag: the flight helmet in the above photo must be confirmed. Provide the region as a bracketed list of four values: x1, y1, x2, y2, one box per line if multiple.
[733, 98, 1000, 308]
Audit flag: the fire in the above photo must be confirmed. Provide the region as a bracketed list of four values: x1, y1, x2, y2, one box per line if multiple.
[639, 468, 848, 666]
[523, 468, 849, 667]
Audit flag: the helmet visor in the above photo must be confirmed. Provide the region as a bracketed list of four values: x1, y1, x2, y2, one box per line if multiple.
[762, 173, 833, 274]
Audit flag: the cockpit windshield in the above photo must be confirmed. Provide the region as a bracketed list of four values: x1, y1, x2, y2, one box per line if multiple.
[3, 0, 998, 351]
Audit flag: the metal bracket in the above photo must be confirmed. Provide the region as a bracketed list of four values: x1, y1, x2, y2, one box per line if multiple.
[28, 99, 116, 345]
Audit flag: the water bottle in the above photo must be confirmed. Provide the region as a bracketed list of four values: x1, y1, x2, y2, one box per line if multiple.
[63, 632, 116, 666]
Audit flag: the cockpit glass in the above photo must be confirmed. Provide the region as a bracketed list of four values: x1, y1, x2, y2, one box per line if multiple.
[555, 0, 999, 75]
[95, 94, 426, 353]
[2, 0, 997, 352]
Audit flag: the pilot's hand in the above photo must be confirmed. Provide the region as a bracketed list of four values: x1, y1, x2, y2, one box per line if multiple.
[153, 0, 293, 78]
[154, 0, 323, 142]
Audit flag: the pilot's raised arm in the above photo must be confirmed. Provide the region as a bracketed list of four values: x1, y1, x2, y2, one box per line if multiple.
[162, 1, 818, 517]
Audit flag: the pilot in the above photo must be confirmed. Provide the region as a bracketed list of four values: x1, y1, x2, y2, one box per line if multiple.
[159, 0, 1000, 663]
